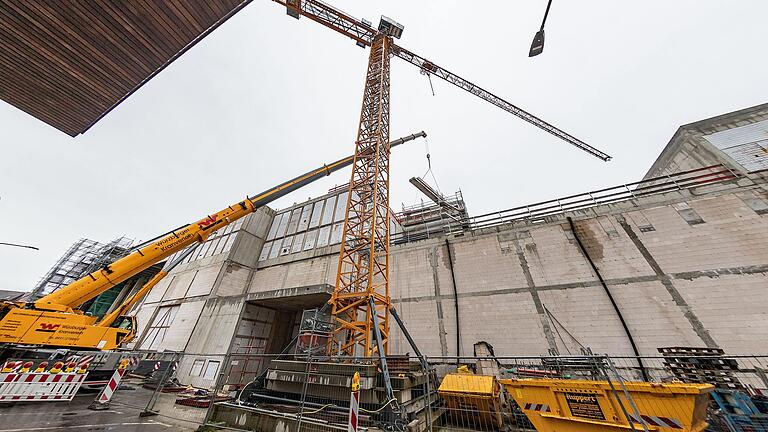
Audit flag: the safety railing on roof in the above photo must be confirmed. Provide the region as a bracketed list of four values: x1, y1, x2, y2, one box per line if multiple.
[391, 164, 741, 244]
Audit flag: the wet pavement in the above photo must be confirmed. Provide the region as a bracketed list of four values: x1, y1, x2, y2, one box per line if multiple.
[0, 380, 201, 431]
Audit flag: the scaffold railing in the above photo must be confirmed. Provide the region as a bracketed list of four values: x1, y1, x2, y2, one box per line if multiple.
[392, 164, 744, 244]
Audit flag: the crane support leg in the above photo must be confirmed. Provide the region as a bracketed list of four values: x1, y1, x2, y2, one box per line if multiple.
[389, 306, 428, 370]
[370, 297, 394, 402]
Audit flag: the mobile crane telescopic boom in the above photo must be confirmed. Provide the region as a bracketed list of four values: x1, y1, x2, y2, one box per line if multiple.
[0, 132, 425, 350]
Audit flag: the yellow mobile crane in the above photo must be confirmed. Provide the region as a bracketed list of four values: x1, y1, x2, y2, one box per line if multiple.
[0, 132, 425, 351]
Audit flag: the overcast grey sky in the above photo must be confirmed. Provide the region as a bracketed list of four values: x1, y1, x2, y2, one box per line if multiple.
[1, 1, 766, 291]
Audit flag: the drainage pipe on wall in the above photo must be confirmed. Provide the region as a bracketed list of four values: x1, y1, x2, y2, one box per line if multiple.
[566, 217, 649, 381]
[444, 239, 461, 365]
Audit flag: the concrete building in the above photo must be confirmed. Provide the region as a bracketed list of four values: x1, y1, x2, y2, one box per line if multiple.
[128, 103, 768, 388]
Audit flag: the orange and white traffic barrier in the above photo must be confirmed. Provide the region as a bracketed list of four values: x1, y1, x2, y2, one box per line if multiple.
[0, 361, 88, 402]
[348, 371, 360, 432]
[89, 359, 130, 410]
[1, 361, 17, 373]
[49, 361, 64, 374]
[19, 361, 34, 373]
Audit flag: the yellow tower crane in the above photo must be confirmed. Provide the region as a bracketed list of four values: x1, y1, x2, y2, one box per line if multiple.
[271, 0, 611, 360]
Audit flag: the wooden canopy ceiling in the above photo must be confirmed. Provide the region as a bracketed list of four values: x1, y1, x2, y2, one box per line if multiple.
[0, 1, 251, 136]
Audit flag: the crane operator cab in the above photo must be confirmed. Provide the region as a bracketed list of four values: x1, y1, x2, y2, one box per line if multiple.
[110, 315, 136, 345]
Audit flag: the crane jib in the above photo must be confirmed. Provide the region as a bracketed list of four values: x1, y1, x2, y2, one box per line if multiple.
[273, 0, 611, 161]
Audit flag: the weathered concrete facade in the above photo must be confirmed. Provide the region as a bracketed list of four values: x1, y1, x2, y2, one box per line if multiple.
[129, 104, 768, 387]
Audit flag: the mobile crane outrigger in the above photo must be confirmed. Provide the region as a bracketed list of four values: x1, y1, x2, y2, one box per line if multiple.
[0, 132, 425, 351]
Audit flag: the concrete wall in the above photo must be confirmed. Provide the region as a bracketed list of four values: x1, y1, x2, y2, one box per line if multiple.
[387, 179, 768, 357]
[236, 176, 768, 358]
[130, 170, 768, 372]
[130, 208, 273, 354]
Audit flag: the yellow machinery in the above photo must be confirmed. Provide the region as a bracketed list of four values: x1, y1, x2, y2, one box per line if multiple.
[0, 133, 425, 351]
[501, 378, 713, 432]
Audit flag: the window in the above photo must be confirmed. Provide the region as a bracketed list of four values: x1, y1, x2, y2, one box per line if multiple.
[223, 221, 235, 235]
[206, 236, 222, 256]
[268, 240, 281, 259]
[334, 192, 348, 222]
[266, 212, 286, 240]
[275, 212, 291, 238]
[321, 196, 336, 225]
[297, 204, 312, 232]
[304, 229, 318, 250]
[234, 218, 245, 231]
[196, 241, 211, 260]
[280, 236, 294, 255]
[292, 232, 305, 253]
[286, 209, 301, 235]
[190, 359, 205, 377]
[140, 305, 180, 351]
[309, 201, 324, 228]
[213, 234, 229, 255]
[259, 241, 273, 261]
[203, 360, 220, 380]
[330, 223, 344, 245]
[316, 226, 331, 248]
[222, 234, 237, 254]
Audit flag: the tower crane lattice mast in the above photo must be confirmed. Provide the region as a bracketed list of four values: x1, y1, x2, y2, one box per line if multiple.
[276, 0, 611, 357]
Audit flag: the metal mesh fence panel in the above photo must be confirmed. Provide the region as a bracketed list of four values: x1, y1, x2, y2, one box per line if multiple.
[9, 350, 763, 431]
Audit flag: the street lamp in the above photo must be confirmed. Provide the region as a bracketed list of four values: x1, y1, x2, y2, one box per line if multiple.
[529, 0, 553, 57]
[0, 242, 39, 251]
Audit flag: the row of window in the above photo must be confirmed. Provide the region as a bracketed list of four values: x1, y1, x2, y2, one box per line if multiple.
[164, 218, 246, 266]
[259, 191, 406, 262]
[259, 222, 345, 261]
[266, 192, 349, 241]
[190, 359, 220, 380]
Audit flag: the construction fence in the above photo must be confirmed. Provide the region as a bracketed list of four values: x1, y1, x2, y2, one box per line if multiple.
[4, 350, 768, 432]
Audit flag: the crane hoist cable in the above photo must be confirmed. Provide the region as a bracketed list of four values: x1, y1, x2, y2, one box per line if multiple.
[420, 68, 436, 96]
[419, 137, 442, 194]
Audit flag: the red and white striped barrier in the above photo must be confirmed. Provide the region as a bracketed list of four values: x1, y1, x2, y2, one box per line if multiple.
[89, 360, 130, 410]
[65, 355, 95, 369]
[348, 371, 360, 432]
[630, 413, 684, 429]
[0, 372, 87, 402]
[523, 402, 551, 412]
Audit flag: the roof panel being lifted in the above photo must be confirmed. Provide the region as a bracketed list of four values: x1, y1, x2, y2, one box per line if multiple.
[0, 1, 251, 136]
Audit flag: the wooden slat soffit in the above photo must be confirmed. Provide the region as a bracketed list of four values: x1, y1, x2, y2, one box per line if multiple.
[0, 1, 250, 136]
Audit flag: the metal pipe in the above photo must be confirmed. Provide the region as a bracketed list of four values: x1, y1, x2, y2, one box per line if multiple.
[566, 216, 649, 381]
[444, 239, 461, 365]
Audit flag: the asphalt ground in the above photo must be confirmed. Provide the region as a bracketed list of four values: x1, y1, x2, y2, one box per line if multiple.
[0, 379, 204, 431]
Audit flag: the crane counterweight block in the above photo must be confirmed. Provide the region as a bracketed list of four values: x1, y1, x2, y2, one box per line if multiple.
[286, 0, 301, 19]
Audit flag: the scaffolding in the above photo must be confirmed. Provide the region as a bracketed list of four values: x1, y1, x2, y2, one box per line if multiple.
[29, 237, 134, 301]
[394, 190, 469, 243]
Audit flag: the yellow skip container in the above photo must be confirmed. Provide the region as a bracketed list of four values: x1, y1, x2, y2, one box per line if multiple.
[500, 379, 713, 432]
[439, 371, 504, 429]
